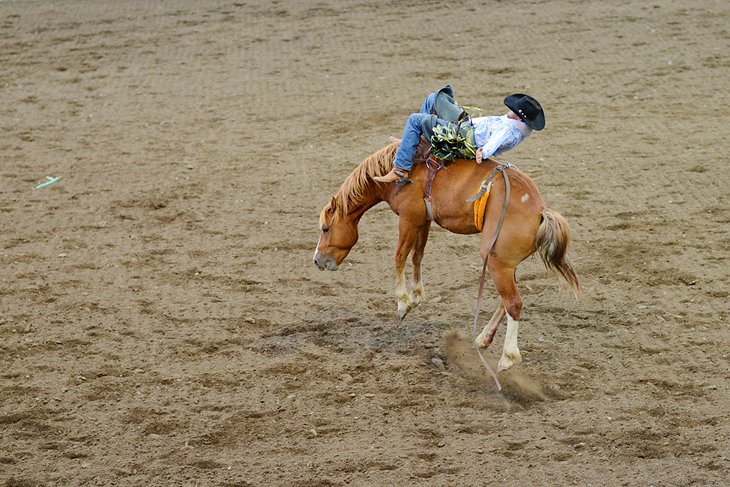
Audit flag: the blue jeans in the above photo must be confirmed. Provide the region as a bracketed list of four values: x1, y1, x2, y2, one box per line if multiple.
[392, 86, 465, 172]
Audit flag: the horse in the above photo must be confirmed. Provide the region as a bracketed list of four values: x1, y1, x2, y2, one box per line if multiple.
[313, 140, 580, 373]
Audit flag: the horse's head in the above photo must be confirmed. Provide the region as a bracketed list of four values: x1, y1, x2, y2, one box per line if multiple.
[313, 196, 359, 271]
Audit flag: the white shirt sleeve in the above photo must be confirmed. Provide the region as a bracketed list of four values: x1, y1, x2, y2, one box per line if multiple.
[480, 124, 514, 158]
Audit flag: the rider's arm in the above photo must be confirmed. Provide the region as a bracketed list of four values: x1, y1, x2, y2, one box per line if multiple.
[481, 124, 521, 159]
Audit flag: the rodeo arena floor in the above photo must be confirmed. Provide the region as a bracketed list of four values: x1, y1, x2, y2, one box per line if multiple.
[1, 1, 728, 486]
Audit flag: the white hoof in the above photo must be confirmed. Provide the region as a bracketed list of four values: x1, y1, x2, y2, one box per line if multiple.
[397, 297, 412, 321]
[398, 303, 411, 321]
[497, 350, 522, 372]
[475, 331, 491, 349]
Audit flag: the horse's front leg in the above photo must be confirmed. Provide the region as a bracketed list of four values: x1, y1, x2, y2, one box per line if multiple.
[395, 218, 420, 321]
[410, 221, 431, 308]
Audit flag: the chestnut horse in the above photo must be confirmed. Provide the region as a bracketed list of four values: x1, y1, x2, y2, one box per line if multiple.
[313, 141, 579, 372]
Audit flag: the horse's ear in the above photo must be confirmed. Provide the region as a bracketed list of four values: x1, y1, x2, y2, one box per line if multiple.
[329, 196, 337, 211]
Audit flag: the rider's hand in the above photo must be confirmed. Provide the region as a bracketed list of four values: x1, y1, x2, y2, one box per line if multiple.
[476, 148, 483, 164]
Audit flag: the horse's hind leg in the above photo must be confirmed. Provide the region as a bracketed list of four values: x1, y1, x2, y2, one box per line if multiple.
[500, 312, 522, 372]
[410, 221, 431, 307]
[476, 304, 505, 349]
[489, 264, 524, 372]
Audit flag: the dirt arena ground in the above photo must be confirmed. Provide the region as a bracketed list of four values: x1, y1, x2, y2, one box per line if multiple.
[1, 0, 728, 485]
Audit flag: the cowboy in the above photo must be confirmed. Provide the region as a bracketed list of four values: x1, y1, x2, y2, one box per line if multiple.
[373, 86, 545, 183]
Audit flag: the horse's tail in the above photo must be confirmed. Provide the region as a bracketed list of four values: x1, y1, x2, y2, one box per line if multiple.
[535, 208, 580, 292]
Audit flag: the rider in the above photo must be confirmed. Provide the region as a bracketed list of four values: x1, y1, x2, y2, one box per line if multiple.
[373, 85, 545, 183]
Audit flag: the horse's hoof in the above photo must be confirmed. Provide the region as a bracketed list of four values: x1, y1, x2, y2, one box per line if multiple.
[497, 350, 522, 372]
[397, 294, 413, 321]
[475, 336, 490, 349]
[398, 303, 411, 321]
[497, 356, 513, 372]
[398, 307, 410, 321]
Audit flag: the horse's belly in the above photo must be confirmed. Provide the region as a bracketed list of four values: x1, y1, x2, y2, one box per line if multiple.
[432, 204, 480, 235]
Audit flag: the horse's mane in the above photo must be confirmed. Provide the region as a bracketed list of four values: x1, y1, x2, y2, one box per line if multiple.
[321, 142, 398, 225]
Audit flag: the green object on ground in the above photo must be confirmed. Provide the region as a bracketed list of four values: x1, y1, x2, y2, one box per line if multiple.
[35, 176, 62, 189]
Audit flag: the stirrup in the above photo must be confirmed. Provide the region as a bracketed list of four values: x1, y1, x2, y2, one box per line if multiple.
[393, 167, 412, 185]
[395, 176, 412, 186]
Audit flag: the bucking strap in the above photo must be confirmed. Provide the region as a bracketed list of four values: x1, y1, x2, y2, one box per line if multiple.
[466, 163, 512, 203]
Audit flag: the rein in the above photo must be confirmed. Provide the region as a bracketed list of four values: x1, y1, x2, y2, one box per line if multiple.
[468, 163, 513, 391]
[420, 158, 513, 391]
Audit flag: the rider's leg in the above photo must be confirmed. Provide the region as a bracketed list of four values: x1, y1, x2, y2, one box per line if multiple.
[374, 113, 439, 183]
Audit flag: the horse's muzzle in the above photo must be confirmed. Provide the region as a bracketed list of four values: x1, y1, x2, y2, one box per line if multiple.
[313, 253, 338, 271]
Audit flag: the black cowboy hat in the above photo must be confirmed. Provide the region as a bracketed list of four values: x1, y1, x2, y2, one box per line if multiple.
[504, 94, 545, 131]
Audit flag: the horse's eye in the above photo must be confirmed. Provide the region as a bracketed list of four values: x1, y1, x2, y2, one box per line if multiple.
[322, 226, 330, 234]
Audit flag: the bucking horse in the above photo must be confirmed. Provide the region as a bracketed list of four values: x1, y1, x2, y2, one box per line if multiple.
[313, 140, 579, 376]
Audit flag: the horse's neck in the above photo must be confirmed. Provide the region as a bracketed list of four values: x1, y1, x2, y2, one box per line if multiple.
[346, 188, 382, 222]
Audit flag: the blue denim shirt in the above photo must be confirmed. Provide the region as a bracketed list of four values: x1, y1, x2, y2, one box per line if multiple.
[472, 114, 532, 158]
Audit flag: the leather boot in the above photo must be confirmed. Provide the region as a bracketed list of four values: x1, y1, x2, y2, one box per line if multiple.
[373, 168, 409, 183]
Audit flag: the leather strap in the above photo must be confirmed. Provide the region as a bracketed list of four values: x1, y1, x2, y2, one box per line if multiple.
[466, 162, 512, 203]
[473, 166, 511, 324]
[471, 164, 512, 391]
[423, 155, 444, 221]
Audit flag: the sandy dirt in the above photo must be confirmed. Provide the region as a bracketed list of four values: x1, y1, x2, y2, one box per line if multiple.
[1, 0, 729, 485]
